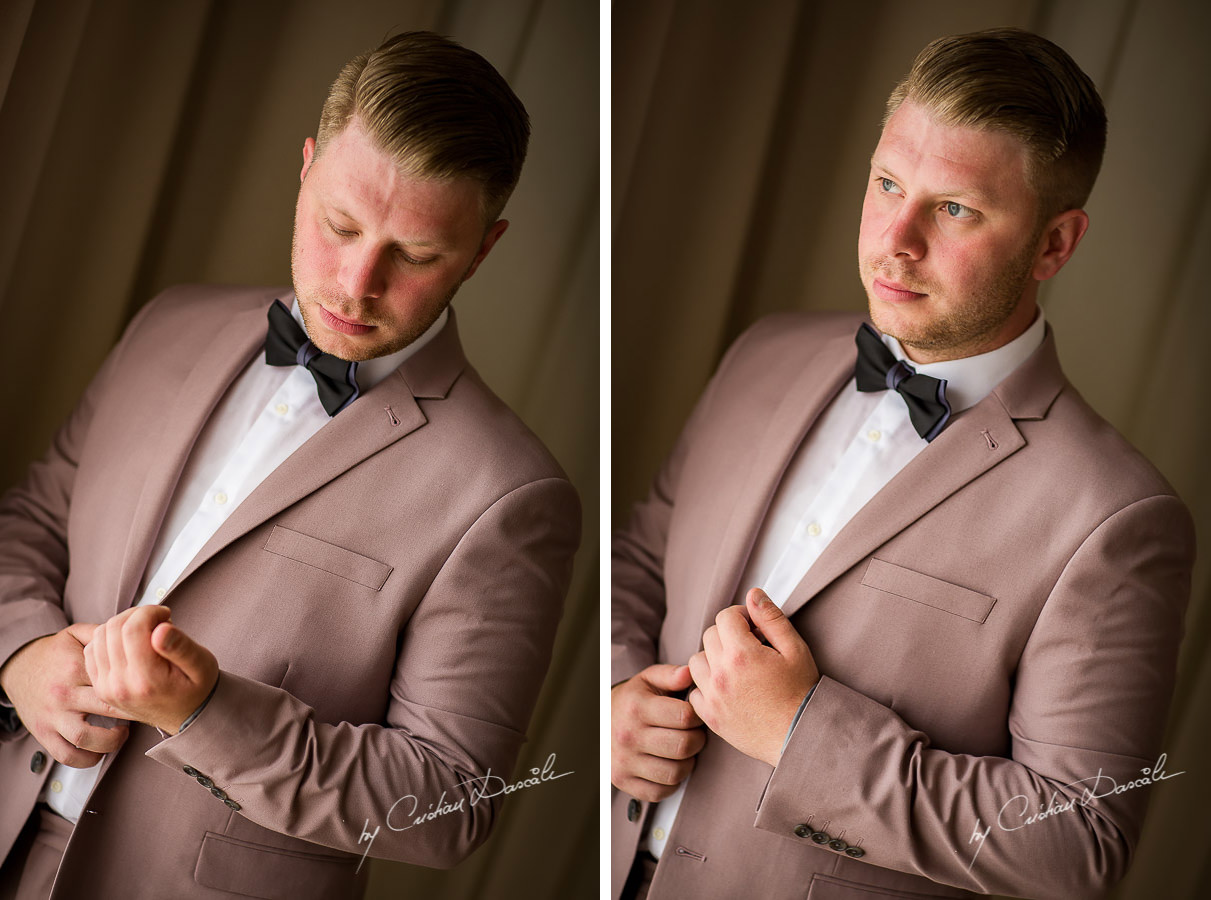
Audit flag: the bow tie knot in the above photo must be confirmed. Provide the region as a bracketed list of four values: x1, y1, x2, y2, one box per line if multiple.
[854, 322, 951, 442]
[264, 299, 360, 416]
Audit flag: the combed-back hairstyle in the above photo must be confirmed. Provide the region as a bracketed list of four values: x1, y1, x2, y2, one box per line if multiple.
[885, 27, 1106, 219]
[316, 31, 530, 224]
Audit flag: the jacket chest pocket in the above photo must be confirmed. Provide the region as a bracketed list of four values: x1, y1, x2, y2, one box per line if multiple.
[860, 558, 996, 624]
[263, 525, 393, 590]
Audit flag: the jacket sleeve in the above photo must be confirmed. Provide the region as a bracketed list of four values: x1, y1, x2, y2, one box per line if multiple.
[753, 492, 1195, 900]
[0, 301, 158, 725]
[611, 326, 760, 687]
[146, 475, 581, 868]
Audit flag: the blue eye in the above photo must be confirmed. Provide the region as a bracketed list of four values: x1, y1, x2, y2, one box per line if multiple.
[944, 201, 973, 219]
[880, 177, 901, 194]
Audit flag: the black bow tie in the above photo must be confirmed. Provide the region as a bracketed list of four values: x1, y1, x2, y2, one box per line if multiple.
[854, 323, 951, 442]
[264, 300, 360, 416]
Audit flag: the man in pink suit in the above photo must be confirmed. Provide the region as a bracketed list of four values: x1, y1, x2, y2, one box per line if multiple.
[612, 27, 1194, 900]
[0, 32, 579, 899]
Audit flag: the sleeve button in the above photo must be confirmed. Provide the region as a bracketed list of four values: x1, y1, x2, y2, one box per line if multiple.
[810, 831, 830, 844]
[845, 846, 866, 858]
[793, 824, 811, 838]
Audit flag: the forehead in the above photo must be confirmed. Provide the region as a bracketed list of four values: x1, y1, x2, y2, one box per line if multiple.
[874, 101, 1033, 207]
[311, 121, 486, 239]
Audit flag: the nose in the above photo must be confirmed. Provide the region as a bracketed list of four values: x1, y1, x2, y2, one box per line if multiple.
[883, 204, 927, 261]
[338, 244, 387, 300]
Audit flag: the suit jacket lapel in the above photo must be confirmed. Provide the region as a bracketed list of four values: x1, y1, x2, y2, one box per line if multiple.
[779, 328, 1066, 618]
[171, 308, 468, 588]
[115, 302, 269, 613]
[696, 329, 855, 633]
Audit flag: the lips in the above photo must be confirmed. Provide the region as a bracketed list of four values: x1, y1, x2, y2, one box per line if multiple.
[871, 278, 927, 303]
[319, 305, 375, 335]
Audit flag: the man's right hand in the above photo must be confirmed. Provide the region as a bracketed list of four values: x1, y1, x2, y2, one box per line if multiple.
[0, 625, 129, 767]
[611, 663, 707, 802]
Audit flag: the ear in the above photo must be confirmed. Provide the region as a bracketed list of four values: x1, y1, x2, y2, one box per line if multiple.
[1032, 209, 1089, 282]
[300, 137, 317, 183]
[461, 219, 509, 282]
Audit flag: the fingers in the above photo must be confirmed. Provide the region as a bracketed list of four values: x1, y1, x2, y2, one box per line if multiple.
[715, 603, 765, 648]
[34, 713, 128, 769]
[150, 622, 213, 686]
[612, 760, 696, 803]
[639, 662, 694, 694]
[64, 622, 98, 646]
[687, 649, 710, 697]
[744, 588, 804, 656]
[60, 716, 129, 755]
[68, 684, 127, 720]
[611, 665, 708, 800]
[121, 608, 171, 679]
[40, 733, 106, 769]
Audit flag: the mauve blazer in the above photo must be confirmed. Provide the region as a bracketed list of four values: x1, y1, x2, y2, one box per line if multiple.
[612, 311, 1193, 900]
[0, 284, 580, 899]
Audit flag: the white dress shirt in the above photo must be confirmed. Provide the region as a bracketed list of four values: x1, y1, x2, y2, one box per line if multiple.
[44, 297, 447, 823]
[641, 312, 1047, 858]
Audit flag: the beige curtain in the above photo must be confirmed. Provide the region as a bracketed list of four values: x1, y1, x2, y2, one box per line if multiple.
[0, 1, 597, 898]
[613, 1, 1210, 897]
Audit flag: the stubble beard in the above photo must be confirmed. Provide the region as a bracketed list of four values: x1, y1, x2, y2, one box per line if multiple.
[860, 234, 1039, 359]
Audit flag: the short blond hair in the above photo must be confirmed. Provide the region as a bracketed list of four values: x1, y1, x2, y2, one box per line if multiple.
[315, 31, 529, 223]
[886, 27, 1106, 219]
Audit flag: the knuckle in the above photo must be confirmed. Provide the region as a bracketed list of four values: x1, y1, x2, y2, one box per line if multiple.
[62, 722, 87, 748]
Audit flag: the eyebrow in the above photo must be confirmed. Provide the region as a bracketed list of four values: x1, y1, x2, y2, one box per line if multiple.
[871, 158, 995, 206]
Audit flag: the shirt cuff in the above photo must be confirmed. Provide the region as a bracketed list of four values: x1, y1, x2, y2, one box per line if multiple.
[176, 676, 220, 734]
[780, 683, 817, 756]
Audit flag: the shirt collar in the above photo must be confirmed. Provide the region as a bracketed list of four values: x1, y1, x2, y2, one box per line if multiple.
[880, 309, 1046, 414]
[288, 296, 449, 393]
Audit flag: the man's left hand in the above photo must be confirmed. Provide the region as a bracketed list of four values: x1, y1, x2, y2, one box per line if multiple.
[687, 588, 819, 767]
[82, 606, 218, 735]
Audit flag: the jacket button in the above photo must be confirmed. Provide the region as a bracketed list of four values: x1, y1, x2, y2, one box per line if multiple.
[183, 765, 200, 777]
[810, 831, 830, 844]
[627, 798, 640, 822]
[196, 775, 215, 789]
[30, 751, 46, 773]
[223, 798, 242, 811]
[845, 846, 865, 858]
[793, 824, 811, 838]
[828, 839, 847, 852]
[210, 787, 228, 801]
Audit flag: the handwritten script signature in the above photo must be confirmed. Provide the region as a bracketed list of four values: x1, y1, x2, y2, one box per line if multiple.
[966, 753, 1184, 872]
[356, 752, 573, 872]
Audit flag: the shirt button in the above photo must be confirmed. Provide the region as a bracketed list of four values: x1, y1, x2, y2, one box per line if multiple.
[50, 780, 63, 793]
[807, 522, 822, 538]
[275, 403, 289, 416]
[652, 827, 666, 841]
[214, 492, 228, 506]
[867, 429, 882, 442]
[154, 587, 167, 600]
